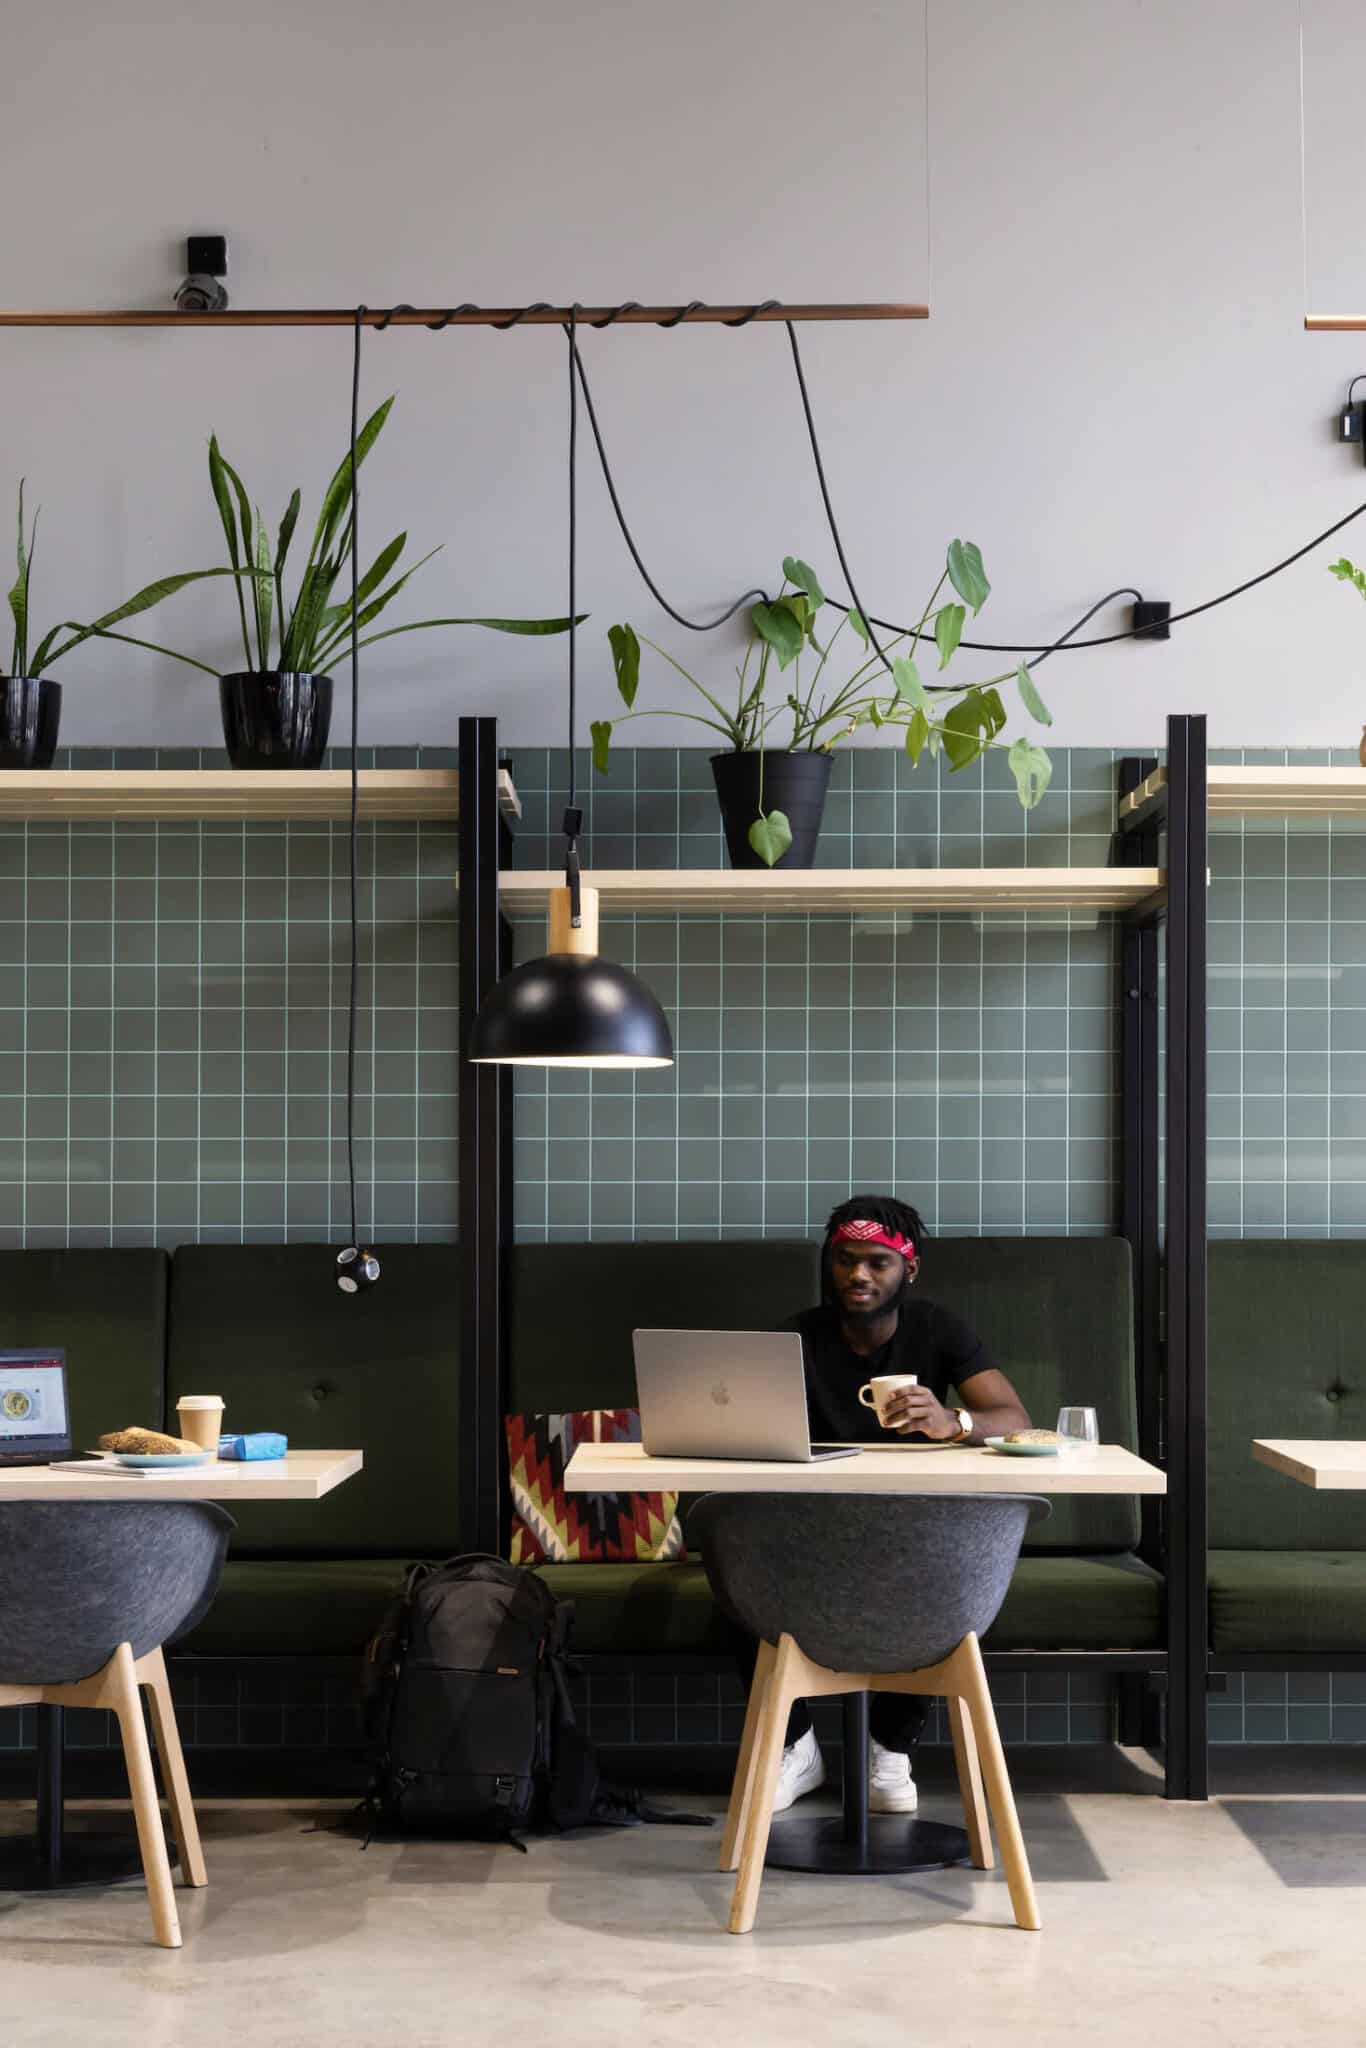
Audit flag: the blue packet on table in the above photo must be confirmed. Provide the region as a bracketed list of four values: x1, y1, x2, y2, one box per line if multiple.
[218, 1432, 288, 1461]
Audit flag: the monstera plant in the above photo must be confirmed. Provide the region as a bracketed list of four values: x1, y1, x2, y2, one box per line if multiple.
[592, 542, 1053, 868]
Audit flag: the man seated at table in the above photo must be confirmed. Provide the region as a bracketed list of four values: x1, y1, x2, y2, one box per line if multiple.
[756, 1193, 1031, 1817]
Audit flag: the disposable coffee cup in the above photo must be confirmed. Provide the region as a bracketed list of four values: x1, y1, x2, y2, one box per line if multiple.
[857, 1373, 918, 1426]
[177, 1395, 225, 1451]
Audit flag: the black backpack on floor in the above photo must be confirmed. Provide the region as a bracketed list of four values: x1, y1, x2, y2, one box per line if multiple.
[362, 1553, 704, 1843]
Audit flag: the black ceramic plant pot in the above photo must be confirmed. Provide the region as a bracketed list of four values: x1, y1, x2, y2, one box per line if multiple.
[219, 672, 332, 769]
[711, 749, 833, 869]
[0, 676, 61, 769]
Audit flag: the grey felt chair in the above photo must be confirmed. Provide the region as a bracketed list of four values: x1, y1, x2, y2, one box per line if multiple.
[693, 1491, 1050, 1934]
[0, 1501, 233, 1948]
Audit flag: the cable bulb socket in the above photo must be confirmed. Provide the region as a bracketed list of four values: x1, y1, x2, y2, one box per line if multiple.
[336, 1246, 381, 1294]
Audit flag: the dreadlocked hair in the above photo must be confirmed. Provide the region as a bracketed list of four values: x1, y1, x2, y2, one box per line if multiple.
[819, 1193, 928, 1305]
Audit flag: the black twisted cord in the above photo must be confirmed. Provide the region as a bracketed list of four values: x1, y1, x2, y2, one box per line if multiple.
[723, 299, 781, 326]
[494, 302, 554, 329]
[374, 301, 481, 332]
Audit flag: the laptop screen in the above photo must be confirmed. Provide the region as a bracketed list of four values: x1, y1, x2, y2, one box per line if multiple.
[0, 1350, 70, 1463]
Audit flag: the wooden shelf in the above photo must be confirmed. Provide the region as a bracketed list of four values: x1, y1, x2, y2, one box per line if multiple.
[1122, 765, 1366, 822]
[0, 767, 520, 824]
[498, 867, 1165, 915]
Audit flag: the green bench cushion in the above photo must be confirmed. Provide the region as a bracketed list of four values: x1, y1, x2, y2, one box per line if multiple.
[167, 1244, 461, 1558]
[0, 1249, 168, 1449]
[984, 1553, 1163, 1650]
[534, 1563, 737, 1655]
[177, 1558, 409, 1657]
[915, 1237, 1140, 1553]
[1209, 1550, 1366, 1654]
[544, 1553, 1163, 1656]
[1210, 1242, 1366, 1551]
[178, 1549, 1163, 1662]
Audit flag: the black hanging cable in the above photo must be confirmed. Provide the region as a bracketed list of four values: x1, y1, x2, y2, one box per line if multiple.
[333, 310, 380, 1289]
[563, 308, 583, 925]
[1023, 588, 1143, 670]
[823, 505, 1366, 655]
[782, 316, 1366, 669]
[568, 335, 770, 630]
[783, 320, 902, 686]
[347, 307, 363, 1254]
[359, 291, 1366, 674]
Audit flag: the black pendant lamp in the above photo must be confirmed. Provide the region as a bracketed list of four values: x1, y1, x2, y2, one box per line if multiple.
[471, 311, 673, 1072]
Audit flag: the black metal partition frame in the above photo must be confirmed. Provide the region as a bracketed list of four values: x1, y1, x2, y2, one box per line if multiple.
[456, 711, 1210, 1800]
[457, 718, 513, 1556]
[1119, 714, 1209, 1800]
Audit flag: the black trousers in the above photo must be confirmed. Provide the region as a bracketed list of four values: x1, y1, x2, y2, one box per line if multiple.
[733, 1631, 929, 1755]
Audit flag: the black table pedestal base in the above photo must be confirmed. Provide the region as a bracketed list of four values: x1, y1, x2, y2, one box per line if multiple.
[761, 1691, 971, 1877]
[1, 1704, 174, 1894]
[0, 1833, 154, 1892]
[765, 1813, 970, 1875]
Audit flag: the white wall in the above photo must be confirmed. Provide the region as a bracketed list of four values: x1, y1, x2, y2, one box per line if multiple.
[4, 0, 1366, 752]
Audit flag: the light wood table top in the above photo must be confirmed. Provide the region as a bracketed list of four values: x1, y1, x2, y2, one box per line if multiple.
[1252, 1440, 1366, 1490]
[564, 1442, 1165, 1495]
[0, 1449, 363, 1502]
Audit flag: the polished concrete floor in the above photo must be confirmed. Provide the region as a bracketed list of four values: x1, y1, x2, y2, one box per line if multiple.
[3, 1749, 1363, 2048]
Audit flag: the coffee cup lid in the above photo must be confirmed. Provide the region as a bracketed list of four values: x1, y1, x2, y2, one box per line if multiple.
[177, 1395, 225, 1410]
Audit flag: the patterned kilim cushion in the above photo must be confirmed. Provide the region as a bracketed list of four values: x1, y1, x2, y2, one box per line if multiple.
[506, 1409, 686, 1565]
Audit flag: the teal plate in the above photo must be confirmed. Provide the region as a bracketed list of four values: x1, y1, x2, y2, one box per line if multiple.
[984, 1437, 1060, 1458]
[111, 1450, 213, 1469]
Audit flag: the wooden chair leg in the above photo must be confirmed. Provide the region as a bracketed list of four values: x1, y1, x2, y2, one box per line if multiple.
[957, 1635, 1040, 1932]
[947, 1693, 993, 1871]
[721, 1638, 775, 1874]
[108, 1643, 182, 1949]
[141, 1648, 206, 1889]
[729, 1633, 802, 1936]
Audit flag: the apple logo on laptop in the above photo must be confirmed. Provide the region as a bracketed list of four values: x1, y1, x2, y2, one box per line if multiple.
[710, 1383, 731, 1407]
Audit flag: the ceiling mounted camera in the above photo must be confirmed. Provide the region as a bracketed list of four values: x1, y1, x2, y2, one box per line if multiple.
[174, 234, 229, 313]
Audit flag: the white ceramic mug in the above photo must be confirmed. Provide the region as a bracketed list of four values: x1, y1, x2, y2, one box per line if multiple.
[176, 1394, 225, 1451]
[857, 1373, 918, 1426]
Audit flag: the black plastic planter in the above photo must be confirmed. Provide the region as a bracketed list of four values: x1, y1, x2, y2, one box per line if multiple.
[0, 677, 60, 769]
[219, 672, 332, 769]
[710, 749, 833, 869]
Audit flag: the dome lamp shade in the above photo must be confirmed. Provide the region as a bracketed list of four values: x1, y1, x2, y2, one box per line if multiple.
[470, 878, 673, 1069]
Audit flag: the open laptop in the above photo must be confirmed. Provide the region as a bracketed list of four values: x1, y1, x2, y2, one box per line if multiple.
[0, 1349, 71, 1465]
[632, 1330, 859, 1463]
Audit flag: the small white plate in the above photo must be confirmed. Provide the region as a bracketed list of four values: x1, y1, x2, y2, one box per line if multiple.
[984, 1436, 1060, 1458]
[111, 1450, 213, 1469]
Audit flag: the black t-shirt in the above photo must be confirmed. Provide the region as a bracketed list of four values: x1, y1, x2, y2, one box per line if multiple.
[782, 1298, 995, 1443]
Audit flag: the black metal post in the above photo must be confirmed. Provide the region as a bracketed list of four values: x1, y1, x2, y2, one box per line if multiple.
[1118, 756, 1163, 1752]
[37, 1705, 63, 1874]
[458, 717, 511, 1555]
[1164, 714, 1209, 1799]
[842, 1693, 871, 1856]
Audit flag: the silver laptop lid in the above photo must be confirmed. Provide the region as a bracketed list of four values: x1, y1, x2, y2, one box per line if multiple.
[632, 1329, 816, 1462]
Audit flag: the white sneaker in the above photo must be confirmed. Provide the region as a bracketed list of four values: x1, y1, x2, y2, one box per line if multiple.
[772, 1728, 826, 1812]
[868, 1736, 919, 1813]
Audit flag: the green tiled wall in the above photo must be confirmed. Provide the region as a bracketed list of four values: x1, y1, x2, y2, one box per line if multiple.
[6, 739, 1366, 1252]
[0, 748, 460, 1249]
[509, 744, 1121, 1242]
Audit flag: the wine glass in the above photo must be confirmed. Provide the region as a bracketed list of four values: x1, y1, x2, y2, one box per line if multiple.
[1056, 1406, 1099, 1454]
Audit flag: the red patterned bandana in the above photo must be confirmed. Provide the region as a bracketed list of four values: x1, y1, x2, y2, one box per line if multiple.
[831, 1219, 916, 1260]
